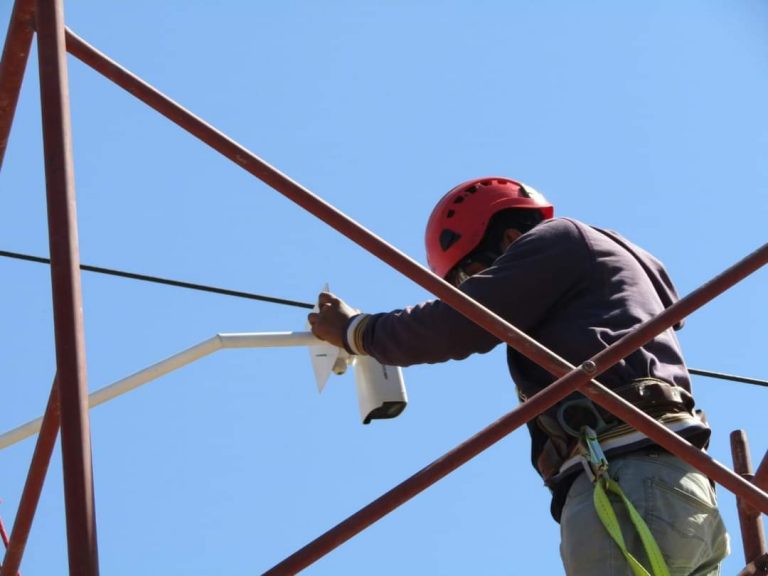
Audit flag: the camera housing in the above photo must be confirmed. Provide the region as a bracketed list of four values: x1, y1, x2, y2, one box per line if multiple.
[353, 355, 407, 424]
[309, 338, 407, 424]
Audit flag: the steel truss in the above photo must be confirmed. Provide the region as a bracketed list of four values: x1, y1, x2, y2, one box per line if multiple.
[0, 1, 766, 574]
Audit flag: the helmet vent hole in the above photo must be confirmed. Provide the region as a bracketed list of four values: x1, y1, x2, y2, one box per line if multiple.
[453, 196, 464, 204]
[465, 185, 478, 194]
[446, 209, 455, 218]
[439, 229, 461, 251]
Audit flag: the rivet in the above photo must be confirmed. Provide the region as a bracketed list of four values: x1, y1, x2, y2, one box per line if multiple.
[581, 360, 597, 375]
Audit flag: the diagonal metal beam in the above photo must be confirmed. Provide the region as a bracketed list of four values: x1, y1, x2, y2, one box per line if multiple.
[0, 0, 35, 170]
[581, 379, 768, 511]
[0, 507, 21, 576]
[756, 451, 768, 492]
[737, 553, 768, 576]
[36, 1, 99, 574]
[58, 28, 768, 573]
[62, 24, 768, 515]
[0, 379, 59, 576]
[262, 243, 768, 575]
[62, 27, 576, 379]
[731, 431, 767, 566]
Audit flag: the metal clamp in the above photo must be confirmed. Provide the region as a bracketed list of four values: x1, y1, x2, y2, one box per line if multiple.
[579, 425, 609, 483]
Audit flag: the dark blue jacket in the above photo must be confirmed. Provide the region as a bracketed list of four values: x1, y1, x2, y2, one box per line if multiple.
[356, 218, 706, 518]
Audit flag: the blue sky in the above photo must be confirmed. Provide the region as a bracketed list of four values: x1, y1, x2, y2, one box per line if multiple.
[1, 1, 767, 574]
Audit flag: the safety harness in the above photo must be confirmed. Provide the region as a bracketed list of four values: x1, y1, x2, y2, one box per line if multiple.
[534, 378, 708, 485]
[579, 426, 670, 576]
[532, 378, 711, 576]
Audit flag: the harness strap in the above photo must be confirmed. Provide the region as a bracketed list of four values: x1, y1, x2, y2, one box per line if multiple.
[535, 378, 703, 484]
[581, 427, 671, 576]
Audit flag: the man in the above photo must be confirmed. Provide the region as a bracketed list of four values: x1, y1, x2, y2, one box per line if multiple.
[308, 177, 729, 575]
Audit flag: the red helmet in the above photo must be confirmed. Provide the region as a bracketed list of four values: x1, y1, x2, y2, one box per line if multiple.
[425, 177, 554, 278]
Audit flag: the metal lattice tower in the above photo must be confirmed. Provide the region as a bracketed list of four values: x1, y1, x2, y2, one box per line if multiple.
[0, 1, 766, 574]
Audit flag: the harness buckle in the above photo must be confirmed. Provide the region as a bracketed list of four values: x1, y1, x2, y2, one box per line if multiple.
[579, 425, 609, 483]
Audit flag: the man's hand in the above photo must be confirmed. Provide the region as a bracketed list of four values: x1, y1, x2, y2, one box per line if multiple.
[307, 291, 358, 349]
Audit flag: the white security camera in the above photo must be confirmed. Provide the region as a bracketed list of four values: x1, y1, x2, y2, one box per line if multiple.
[307, 288, 407, 424]
[353, 355, 407, 424]
[309, 338, 407, 424]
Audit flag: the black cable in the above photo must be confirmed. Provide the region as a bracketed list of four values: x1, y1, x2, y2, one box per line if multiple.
[689, 368, 767, 388]
[3, 249, 766, 387]
[0, 249, 314, 309]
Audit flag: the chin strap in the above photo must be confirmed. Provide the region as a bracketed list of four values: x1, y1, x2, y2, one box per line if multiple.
[580, 426, 671, 576]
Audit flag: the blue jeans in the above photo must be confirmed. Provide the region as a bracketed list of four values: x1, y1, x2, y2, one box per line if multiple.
[560, 450, 730, 576]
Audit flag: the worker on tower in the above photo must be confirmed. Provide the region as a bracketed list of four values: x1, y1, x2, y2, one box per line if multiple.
[308, 177, 730, 575]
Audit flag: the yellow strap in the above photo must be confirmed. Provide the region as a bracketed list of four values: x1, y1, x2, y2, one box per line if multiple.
[593, 475, 671, 576]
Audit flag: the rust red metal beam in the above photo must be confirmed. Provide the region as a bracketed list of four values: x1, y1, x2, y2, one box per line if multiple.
[262, 244, 768, 575]
[0, 514, 9, 552]
[1, 2, 74, 573]
[579, 376, 768, 515]
[62, 26, 768, 512]
[756, 452, 768, 492]
[738, 554, 768, 576]
[60, 29, 768, 573]
[63, 28, 575, 378]
[0, 510, 20, 576]
[36, 2, 99, 575]
[0, 0, 35, 170]
[0, 380, 59, 576]
[731, 431, 767, 567]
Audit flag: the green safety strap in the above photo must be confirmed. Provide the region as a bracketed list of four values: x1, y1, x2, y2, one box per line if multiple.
[593, 475, 670, 576]
[580, 427, 671, 576]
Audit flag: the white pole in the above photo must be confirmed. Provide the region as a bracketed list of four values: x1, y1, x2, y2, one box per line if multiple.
[0, 331, 322, 450]
[218, 331, 320, 349]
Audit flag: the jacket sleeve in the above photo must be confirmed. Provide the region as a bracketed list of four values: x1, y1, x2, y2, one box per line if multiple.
[358, 219, 591, 367]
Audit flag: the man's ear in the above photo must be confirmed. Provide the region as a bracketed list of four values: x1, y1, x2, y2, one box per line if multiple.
[501, 228, 523, 250]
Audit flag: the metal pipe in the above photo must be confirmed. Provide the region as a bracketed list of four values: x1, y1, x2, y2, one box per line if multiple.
[263, 362, 601, 575]
[0, 332, 322, 450]
[0, 380, 59, 576]
[571, 240, 767, 516]
[0, 509, 19, 576]
[0, 335, 218, 449]
[756, 452, 768, 493]
[36, 1, 99, 574]
[0, 512, 19, 576]
[0, 512, 9, 550]
[62, 28, 577, 380]
[217, 331, 319, 349]
[0, 0, 34, 170]
[60, 28, 768, 574]
[88, 336, 221, 410]
[62, 30, 768, 407]
[577, 384, 768, 517]
[730, 431, 767, 565]
[7, 16, 762, 576]
[263, 244, 768, 575]
[737, 554, 768, 576]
